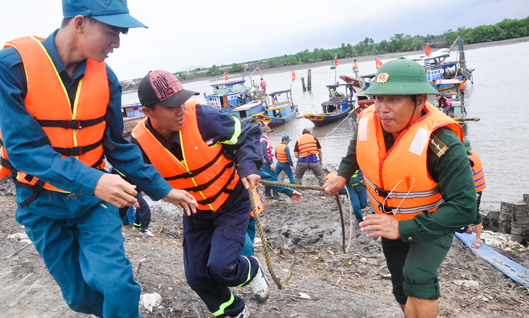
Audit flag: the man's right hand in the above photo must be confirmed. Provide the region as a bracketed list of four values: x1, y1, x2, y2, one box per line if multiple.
[94, 173, 138, 208]
[323, 175, 347, 196]
[162, 189, 198, 216]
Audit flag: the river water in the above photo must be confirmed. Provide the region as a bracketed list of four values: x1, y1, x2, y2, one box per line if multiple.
[122, 41, 529, 208]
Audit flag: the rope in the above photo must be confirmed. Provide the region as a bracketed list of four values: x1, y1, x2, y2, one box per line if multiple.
[249, 179, 354, 289]
[323, 109, 356, 139]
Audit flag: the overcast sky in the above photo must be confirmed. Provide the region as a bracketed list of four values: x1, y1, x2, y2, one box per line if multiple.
[1, 0, 527, 80]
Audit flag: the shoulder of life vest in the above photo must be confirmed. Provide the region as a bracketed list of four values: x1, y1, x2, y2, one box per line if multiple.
[132, 101, 240, 212]
[2, 36, 108, 198]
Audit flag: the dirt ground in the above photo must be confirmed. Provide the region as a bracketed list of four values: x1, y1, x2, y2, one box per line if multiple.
[1, 173, 529, 318]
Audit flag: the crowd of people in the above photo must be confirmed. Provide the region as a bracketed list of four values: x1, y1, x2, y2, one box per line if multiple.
[0, 1, 485, 317]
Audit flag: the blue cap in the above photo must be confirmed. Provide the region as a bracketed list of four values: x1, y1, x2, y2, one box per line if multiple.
[282, 135, 291, 141]
[62, 0, 147, 29]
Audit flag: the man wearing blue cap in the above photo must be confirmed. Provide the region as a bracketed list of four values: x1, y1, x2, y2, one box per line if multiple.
[275, 135, 295, 184]
[0, 1, 197, 317]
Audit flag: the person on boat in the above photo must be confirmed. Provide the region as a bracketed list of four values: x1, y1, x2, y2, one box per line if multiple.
[460, 78, 468, 104]
[275, 135, 296, 185]
[294, 129, 325, 186]
[323, 57, 476, 318]
[463, 138, 486, 249]
[260, 77, 267, 92]
[437, 94, 452, 115]
[131, 70, 269, 318]
[0, 1, 197, 317]
[353, 59, 359, 78]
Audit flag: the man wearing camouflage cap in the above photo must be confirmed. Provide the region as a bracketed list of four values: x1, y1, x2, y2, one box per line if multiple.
[324, 57, 476, 317]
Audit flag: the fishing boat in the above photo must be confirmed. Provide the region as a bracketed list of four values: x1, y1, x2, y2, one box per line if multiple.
[303, 83, 355, 127]
[203, 79, 265, 116]
[433, 79, 479, 125]
[414, 37, 474, 91]
[231, 100, 266, 124]
[121, 103, 146, 136]
[252, 89, 298, 127]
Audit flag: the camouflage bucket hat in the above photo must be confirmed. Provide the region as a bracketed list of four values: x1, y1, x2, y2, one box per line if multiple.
[363, 57, 439, 96]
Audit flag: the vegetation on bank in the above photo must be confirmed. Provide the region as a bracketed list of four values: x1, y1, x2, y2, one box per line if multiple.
[121, 17, 529, 87]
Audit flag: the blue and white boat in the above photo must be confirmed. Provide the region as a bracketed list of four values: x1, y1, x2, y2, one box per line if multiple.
[414, 37, 474, 91]
[303, 83, 355, 127]
[252, 89, 298, 127]
[204, 79, 264, 117]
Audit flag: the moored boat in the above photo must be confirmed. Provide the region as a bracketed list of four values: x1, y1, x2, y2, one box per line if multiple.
[303, 83, 355, 127]
[433, 78, 479, 125]
[231, 100, 265, 124]
[121, 103, 146, 136]
[204, 79, 265, 116]
[252, 89, 298, 127]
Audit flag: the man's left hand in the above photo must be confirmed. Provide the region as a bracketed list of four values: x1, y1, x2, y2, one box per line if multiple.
[242, 174, 261, 189]
[360, 214, 400, 240]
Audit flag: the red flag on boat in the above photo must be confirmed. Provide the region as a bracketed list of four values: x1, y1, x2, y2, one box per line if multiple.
[334, 54, 338, 67]
[224, 71, 228, 81]
[258, 67, 262, 77]
[292, 70, 295, 82]
[375, 58, 383, 70]
[425, 45, 431, 57]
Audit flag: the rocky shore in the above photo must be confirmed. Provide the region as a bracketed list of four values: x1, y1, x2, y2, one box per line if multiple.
[1, 173, 529, 317]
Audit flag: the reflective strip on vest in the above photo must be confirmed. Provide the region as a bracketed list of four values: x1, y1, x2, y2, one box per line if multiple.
[2, 36, 108, 193]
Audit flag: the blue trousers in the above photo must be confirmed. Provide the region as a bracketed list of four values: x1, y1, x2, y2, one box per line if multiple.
[241, 217, 256, 256]
[17, 203, 142, 318]
[339, 184, 367, 221]
[259, 164, 294, 197]
[182, 191, 259, 317]
[275, 162, 295, 184]
[119, 192, 151, 230]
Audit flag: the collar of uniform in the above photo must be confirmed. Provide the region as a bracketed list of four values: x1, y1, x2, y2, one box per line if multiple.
[145, 117, 180, 149]
[42, 29, 87, 82]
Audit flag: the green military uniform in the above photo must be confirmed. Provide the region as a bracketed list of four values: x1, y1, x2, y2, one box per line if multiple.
[337, 57, 476, 304]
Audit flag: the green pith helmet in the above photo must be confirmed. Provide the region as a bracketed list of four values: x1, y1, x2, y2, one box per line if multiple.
[464, 138, 472, 152]
[363, 57, 439, 96]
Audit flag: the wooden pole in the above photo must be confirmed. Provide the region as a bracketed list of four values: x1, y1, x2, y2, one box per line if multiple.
[301, 77, 306, 92]
[307, 69, 312, 91]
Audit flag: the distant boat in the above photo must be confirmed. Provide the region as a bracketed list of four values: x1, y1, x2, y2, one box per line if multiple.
[121, 103, 145, 136]
[204, 79, 265, 115]
[414, 37, 475, 91]
[252, 89, 298, 127]
[303, 83, 355, 127]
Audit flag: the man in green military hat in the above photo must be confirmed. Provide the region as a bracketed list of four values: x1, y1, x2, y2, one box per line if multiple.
[324, 57, 476, 317]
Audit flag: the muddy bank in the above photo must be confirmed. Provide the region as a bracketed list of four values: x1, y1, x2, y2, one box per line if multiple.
[1, 173, 529, 317]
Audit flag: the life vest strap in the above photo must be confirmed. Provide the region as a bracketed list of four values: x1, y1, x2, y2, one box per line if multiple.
[53, 139, 103, 156]
[196, 167, 237, 205]
[20, 179, 45, 208]
[36, 115, 106, 129]
[1, 157, 15, 172]
[164, 150, 225, 181]
[181, 161, 234, 192]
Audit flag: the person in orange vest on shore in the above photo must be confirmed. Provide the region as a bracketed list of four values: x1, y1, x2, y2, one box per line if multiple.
[275, 135, 296, 184]
[462, 138, 486, 249]
[353, 59, 359, 78]
[0, 1, 197, 317]
[131, 70, 269, 318]
[294, 128, 325, 186]
[324, 57, 476, 318]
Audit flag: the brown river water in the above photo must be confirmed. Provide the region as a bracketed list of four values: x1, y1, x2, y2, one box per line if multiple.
[122, 41, 529, 209]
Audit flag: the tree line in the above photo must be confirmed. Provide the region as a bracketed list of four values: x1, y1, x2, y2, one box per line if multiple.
[171, 16, 528, 81]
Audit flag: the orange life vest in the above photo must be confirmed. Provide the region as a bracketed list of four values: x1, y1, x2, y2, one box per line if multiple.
[132, 101, 240, 212]
[0, 132, 12, 180]
[250, 186, 264, 218]
[1, 36, 107, 198]
[460, 81, 467, 91]
[275, 143, 288, 163]
[468, 151, 486, 192]
[356, 103, 462, 221]
[297, 134, 319, 157]
[353, 63, 359, 70]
